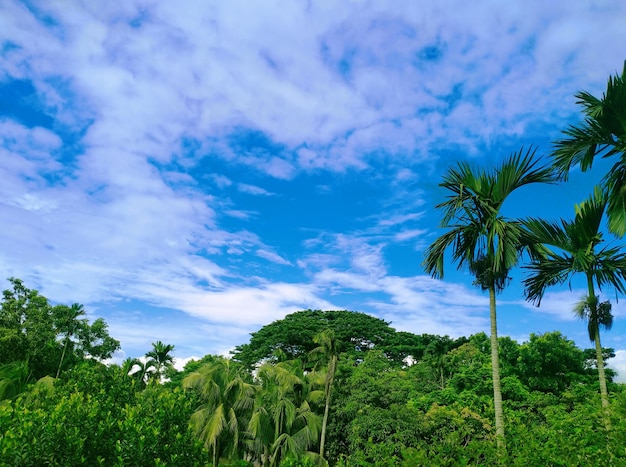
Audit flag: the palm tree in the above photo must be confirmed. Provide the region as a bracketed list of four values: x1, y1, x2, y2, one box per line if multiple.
[523, 187, 626, 429]
[121, 357, 141, 376]
[552, 61, 626, 236]
[183, 357, 256, 467]
[423, 148, 555, 451]
[250, 359, 322, 466]
[53, 303, 86, 378]
[120, 357, 153, 388]
[310, 329, 339, 461]
[145, 340, 175, 383]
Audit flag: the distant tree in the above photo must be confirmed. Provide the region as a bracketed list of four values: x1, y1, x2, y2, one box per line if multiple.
[582, 347, 616, 376]
[145, 340, 175, 383]
[53, 303, 86, 378]
[517, 332, 586, 393]
[76, 317, 120, 363]
[422, 335, 462, 389]
[0, 278, 57, 378]
[0, 278, 119, 380]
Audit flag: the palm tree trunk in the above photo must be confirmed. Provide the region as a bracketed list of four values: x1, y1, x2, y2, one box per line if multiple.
[489, 286, 506, 455]
[56, 336, 70, 379]
[587, 274, 611, 431]
[319, 354, 337, 460]
[594, 329, 611, 430]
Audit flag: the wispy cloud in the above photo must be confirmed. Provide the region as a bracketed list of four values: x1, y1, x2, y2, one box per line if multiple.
[256, 249, 292, 266]
[520, 290, 626, 322]
[237, 183, 274, 196]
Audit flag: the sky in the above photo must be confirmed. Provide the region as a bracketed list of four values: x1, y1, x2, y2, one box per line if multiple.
[2, 1, 626, 378]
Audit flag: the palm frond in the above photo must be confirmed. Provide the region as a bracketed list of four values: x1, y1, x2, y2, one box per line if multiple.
[605, 160, 626, 236]
[551, 63, 626, 236]
[492, 147, 557, 203]
[425, 148, 554, 293]
[523, 253, 573, 304]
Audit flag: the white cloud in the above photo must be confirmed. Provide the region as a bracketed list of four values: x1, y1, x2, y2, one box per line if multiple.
[609, 350, 626, 384]
[521, 290, 583, 321]
[4, 0, 624, 179]
[521, 290, 626, 322]
[169, 283, 337, 327]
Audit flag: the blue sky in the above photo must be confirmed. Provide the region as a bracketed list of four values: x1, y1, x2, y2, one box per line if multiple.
[2, 1, 626, 377]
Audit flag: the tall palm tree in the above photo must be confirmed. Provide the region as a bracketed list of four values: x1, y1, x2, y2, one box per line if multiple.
[552, 61, 626, 236]
[310, 329, 339, 461]
[523, 187, 626, 429]
[423, 148, 555, 451]
[183, 357, 256, 467]
[145, 340, 175, 383]
[53, 303, 86, 378]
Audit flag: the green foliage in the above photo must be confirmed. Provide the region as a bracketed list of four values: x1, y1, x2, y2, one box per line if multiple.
[184, 357, 256, 467]
[0, 360, 205, 466]
[250, 359, 322, 466]
[517, 332, 586, 393]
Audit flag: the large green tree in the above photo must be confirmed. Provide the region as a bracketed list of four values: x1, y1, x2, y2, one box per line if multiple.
[516, 331, 586, 394]
[523, 187, 626, 428]
[552, 61, 626, 236]
[0, 278, 58, 378]
[423, 148, 555, 451]
[232, 309, 398, 369]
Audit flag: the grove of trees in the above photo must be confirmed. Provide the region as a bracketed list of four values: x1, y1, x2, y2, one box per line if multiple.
[1, 64, 625, 466]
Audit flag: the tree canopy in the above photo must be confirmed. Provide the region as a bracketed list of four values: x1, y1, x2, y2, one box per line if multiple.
[231, 309, 457, 370]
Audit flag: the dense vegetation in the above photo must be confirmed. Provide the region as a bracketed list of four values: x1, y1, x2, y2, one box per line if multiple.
[1, 296, 626, 466]
[1, 64, 625, 465]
